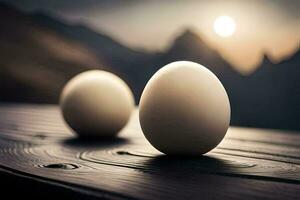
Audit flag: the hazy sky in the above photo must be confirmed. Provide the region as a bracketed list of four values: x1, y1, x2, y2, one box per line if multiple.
[3, 0, 300, 73]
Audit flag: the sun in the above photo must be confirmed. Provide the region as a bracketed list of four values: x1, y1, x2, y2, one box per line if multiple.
[213, 16, 236, 37]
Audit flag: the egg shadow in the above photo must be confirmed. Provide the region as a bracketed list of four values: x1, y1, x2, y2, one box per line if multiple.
[131, 155, 236, 199]
[63, 135, 129, 149]
[144, 154, 233, 176]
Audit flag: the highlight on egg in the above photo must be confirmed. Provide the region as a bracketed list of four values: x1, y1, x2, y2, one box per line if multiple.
[60, 70, 135, 137]
[139, 61, 231, 155]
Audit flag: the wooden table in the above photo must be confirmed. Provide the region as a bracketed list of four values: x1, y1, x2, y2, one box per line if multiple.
[0, 104, 299, 200]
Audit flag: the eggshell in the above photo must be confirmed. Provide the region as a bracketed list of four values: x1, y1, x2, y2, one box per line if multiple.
[60, 70, 134, 137]
[139, 61, 230, 155]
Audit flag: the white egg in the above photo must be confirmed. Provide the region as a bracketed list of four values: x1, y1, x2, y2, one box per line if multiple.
[139, 61, 231, 155]
[60, 70, 134, 137]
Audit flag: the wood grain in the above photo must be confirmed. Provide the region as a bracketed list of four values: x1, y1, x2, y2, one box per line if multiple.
[0, 104, 299, 200]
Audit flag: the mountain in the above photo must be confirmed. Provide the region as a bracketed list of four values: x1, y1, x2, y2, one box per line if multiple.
[0, 3, 154, 102]
[0, 2, 300, 131]
[0, 3, 104, 102]
[160, 30, 238, 76]
[30, 10, 156, 95]
[239, 50, 300, 130]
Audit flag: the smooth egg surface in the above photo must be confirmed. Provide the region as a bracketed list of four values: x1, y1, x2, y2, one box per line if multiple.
[139, 61, 231, 155]
[60, 70, 134, 137]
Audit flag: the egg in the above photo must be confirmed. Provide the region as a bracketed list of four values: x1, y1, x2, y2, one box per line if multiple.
[60, 70, 134, 137]
[139, 61, 231, 155]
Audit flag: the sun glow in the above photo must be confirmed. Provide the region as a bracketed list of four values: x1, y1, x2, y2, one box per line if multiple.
[214, 16, 236, 37]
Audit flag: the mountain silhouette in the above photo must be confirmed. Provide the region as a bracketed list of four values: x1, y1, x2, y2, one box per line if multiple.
[0, 3, 106, 102]
[0, 2, 300, 131]
[29, 9, 157, 99]
[0, 2, 155, 102]
[161, 29, 237, 76]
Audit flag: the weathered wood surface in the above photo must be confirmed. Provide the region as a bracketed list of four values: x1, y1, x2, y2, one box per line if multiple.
[0, 104, 299, 200]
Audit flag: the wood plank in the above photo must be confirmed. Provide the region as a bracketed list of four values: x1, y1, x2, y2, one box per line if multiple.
[0, 104, 299, 199]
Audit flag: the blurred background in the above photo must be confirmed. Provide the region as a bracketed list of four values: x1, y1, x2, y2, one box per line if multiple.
[0, 0, 299, 131]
